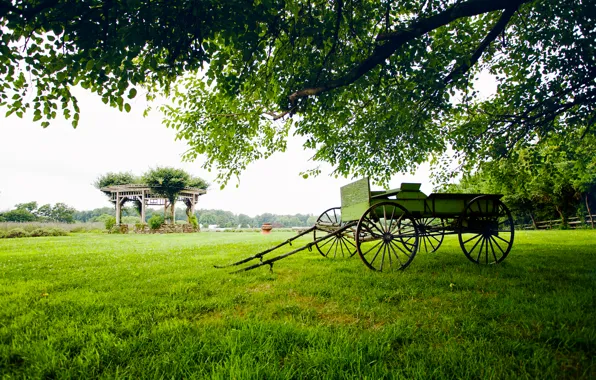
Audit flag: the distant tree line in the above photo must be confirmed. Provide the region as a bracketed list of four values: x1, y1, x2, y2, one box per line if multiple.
[0, 202, 76, 223]
[1, 201, 318, 228]
[74, 206, 316, 228]
[443, 133, 596, 228]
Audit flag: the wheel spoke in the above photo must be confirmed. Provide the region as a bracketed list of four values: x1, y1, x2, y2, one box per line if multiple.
[342, 236, 357, 248]
[365, 217, 385, 236]
[463, 233, 482, 245]
[332, 237, 339, 258]
[476, 237, 485, 262]
[361, 240, 383, 257]
[388, 242, 404, 267]
[389, 239, 412, 259]
[490, 235, 506, 255]
[390, 215, 406, 234]
[492, 234, 511, 245]
[369, 242, 385, 267]
[325, 237, 337, 258]
[487, 236, 498, 263]
[467, 234, 484, 258]
[427, 236, 437, 251]
[379, 244, 387, 271]
[318, 237, 334, 250]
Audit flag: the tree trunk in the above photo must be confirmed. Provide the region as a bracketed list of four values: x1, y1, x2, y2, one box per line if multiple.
[586, 194, 594, 229]
[555, 206, 567, 228]
[528, 212, 538, 230]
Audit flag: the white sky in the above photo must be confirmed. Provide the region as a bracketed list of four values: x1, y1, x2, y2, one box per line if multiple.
[1, 80, 493, 217]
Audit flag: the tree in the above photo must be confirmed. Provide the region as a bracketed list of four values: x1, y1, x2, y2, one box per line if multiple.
[142, 167, 190, 223]
[94, 172, 139, 196]
[50, 202, 76, 223]
[0, 209, 37, 222]
[15, 201, 38, 213]
[2, 0, 594, 185]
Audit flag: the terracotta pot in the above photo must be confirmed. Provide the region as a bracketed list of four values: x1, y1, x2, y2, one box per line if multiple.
[261, 223, 273, 234]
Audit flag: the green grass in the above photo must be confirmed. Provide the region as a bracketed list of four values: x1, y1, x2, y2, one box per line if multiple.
[0, 230, 595, 379]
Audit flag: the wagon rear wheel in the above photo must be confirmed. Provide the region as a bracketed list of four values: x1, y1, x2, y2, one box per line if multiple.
[458, 197, 514, 265]
[356, 202, 419, 271]
[314, 207, 357, 258]
[400, 217, 445, 253]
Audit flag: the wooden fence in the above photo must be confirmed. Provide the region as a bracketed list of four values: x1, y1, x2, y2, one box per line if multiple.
[518, 215, 596, 230]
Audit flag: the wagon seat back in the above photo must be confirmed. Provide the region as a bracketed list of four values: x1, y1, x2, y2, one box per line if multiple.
[340, 178, 428, 222]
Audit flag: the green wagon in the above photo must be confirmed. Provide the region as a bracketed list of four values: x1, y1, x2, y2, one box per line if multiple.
[313, 178, 514, 271]
[217, 178, 514, 273]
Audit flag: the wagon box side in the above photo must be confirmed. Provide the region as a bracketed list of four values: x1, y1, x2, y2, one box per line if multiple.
[340, 178, 370, 222]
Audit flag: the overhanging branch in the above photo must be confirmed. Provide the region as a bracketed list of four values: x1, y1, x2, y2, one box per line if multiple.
[287, 0, 530, 107]
[444, 6, 519, 84]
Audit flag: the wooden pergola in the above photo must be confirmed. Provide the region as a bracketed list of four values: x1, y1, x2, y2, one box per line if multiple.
[100, 184, 207, 225]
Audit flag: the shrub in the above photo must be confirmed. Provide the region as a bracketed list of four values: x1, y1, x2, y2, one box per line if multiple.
[5, 228, 30, 238]
[104, 216, 117, 231]
[0, 230, 5, 238]
[48, 228, 68, 236]
[189, 215, 199, 228]
[30, 228, 51, 237]
[148, 215, 164, 230]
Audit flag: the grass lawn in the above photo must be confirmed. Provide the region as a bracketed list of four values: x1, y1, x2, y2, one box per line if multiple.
[0, 230, 595, 378]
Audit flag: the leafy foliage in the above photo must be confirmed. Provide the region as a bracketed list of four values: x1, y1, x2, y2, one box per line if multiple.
[0, 209, 37, 222]
[148, 214, 164, 230]
[94, 172, 139, 195]
[2, 0, 594, 185]
[445, 133, 596, 226]
[104, 216, 116, 231]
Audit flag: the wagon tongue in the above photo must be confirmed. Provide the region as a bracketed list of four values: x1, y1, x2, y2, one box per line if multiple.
[214, 222, 357, 273]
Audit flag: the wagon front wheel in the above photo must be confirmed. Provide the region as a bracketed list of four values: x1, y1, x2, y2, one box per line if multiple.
[458, 197, 514, 265]
[314, 207, 357, 258]
[356, 202, 419, 271]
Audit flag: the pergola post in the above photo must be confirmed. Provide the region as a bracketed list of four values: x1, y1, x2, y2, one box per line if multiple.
[115, 191, 121, 225]
[141, 190, 146, 223]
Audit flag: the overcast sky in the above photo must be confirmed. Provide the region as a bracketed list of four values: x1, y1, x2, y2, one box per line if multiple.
[0, 87, 449, 217]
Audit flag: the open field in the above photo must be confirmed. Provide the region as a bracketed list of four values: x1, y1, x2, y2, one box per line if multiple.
[0, 230, 595, 378]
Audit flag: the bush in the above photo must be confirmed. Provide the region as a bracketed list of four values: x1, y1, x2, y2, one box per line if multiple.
[30, 228, 51, 237]
[48, 228, 68, 236]
[104, 216, 117, 231]
[148, 215, 164, 230]
[189, 215, 199, 228]
[5, 228, 30, 238]
[0, 230, 5, 238]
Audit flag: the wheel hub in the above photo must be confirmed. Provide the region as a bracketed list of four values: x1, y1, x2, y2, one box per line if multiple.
[382, 233, 393, 243]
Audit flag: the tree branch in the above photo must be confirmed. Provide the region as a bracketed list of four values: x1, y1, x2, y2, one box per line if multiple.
[288, 0, 531, 106]
[444, 5, 519, 84]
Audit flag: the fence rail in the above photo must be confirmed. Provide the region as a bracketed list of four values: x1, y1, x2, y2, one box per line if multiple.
[518, 215, 596, 230]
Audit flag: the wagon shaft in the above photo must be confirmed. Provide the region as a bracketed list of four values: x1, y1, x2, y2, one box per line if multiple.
[215, 221, 357, 273]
